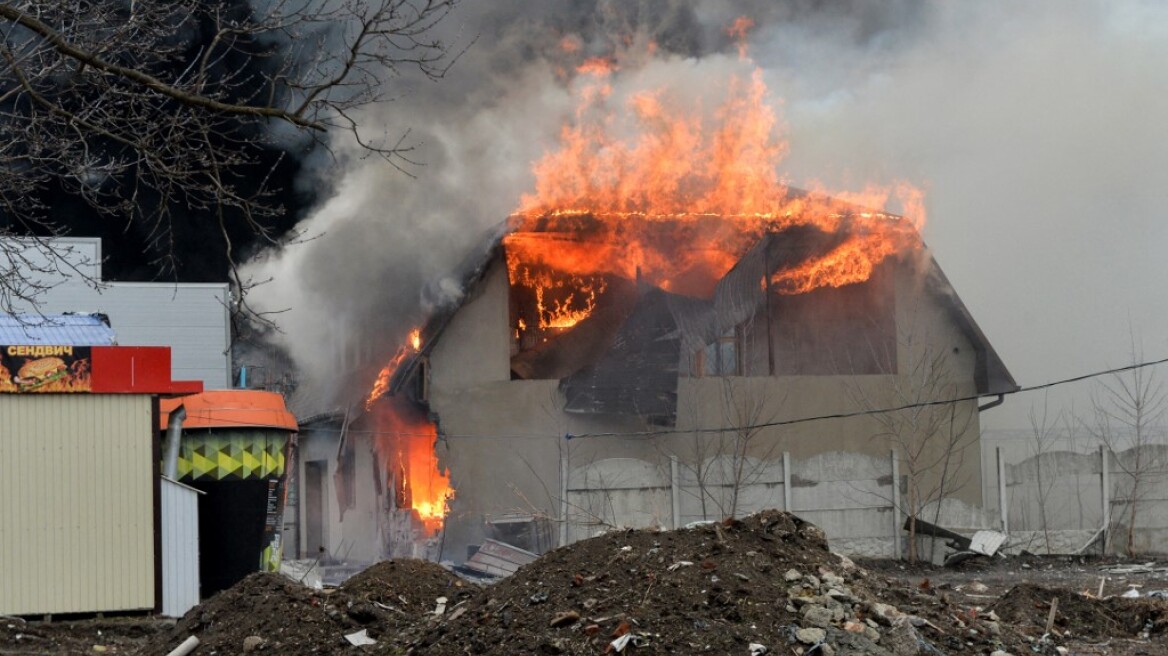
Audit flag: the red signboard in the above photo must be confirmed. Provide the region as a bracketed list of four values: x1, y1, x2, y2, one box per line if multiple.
[0, 345, 202, 395]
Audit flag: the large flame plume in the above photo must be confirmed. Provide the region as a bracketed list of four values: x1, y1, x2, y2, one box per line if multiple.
[506, 22, 924, 336]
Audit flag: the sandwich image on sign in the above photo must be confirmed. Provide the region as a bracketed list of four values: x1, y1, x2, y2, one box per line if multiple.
[13, 356, 68, 389]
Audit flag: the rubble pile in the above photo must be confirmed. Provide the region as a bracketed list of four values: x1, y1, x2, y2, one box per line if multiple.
[141, 560, 474, 656]
[988, 582, 1168, 640]
[132, 512, 1168, 656]
[411, 510, 1027, 656]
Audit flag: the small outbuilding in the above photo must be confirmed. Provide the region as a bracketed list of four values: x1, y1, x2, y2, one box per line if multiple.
[159, 390, 298, 596]
[0, 315, 202, 616]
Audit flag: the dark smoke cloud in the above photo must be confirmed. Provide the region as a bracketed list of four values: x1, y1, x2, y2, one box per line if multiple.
[247, 1, 1168, 429]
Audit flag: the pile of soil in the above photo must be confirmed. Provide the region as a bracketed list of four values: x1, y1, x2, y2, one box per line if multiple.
[988, 583, 1168, 640]
[141, 561, 476, 655]
[410, 510, 1025, 655]
[125, 512, 1168, 655]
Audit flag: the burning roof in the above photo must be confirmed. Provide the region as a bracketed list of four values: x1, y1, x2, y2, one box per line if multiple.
[376, 211, 1016, 425]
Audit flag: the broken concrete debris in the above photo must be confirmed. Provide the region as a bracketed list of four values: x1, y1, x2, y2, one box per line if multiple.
[125, 511, 1168, 656]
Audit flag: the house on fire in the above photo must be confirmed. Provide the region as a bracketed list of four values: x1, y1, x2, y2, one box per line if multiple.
[374, 212, 1017, 560]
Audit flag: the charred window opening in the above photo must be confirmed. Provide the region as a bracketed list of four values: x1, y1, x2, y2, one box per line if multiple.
[509, 265, 611, 352]
[694, 327, 741, 377]
[506, 235, 641, 381]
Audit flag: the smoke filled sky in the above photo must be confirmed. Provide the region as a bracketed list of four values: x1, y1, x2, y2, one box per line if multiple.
[245, 0, 1168, 430]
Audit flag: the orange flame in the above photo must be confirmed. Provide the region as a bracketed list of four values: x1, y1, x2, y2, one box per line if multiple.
[576, 57, 616, 77]
[365, 328, 421, 411]
[375, 399, 453, 531]
[725, 16, 755, 59]
[365, 328, 453, 531]
[506, 54, 924, 310]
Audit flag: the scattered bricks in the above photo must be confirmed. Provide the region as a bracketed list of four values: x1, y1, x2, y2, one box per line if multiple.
[843, 621, 866, 634]
[826, 588, 857, 604]
[820, 572, 845, 588]
[795, 627, 826, 645]
[867, 602, 902, 626]
[801, 605, 836, 628]
[880, 620, 922, 656]
[549, 611, 580, 628]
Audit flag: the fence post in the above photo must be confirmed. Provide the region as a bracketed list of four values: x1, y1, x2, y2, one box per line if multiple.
[890, 450, 901, 559]
[559, 450, 569, 547]
[997, 447, 1009, 534]
[1100, 446, 1111, 551]
[782, 452, 792, 511]
[670, 455, 681, 529]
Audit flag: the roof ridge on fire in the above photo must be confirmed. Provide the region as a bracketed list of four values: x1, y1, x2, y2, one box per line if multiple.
[385, 211, 1017, 401]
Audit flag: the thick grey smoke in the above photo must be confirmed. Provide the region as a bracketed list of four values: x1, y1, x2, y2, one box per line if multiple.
[245, 0, 1168, 428]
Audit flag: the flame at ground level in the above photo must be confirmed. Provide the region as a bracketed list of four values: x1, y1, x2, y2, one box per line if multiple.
[372, 397, 453, 532]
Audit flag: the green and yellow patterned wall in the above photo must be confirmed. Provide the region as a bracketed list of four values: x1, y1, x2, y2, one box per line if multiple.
[176, 429, 288, 481]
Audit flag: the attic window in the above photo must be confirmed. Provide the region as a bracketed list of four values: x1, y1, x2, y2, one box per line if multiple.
[696, 327, 741, 377]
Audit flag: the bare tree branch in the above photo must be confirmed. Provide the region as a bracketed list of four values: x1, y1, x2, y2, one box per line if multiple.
[0, 0, 464, 317]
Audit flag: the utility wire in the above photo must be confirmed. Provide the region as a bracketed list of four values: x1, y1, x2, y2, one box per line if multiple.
[212, 354, 1168, 441]
[564, 354, 1168, 439]
[205, 352, 1168, 438]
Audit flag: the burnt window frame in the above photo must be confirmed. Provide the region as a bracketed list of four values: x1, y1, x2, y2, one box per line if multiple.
[696, 326, 742, 377]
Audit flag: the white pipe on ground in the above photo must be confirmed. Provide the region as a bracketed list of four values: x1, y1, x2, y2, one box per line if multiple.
[165, 636, 200, 656]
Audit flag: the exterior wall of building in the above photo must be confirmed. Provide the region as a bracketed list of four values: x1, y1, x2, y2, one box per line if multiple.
[160, 478, 201, 617]
[0, 394, 156, 615]
[295, 424, 385, 565]
[6, 237, 231, 389]
[426, 257, 989, 560]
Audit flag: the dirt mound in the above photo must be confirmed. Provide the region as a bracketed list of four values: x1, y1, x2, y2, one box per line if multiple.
[340, 559, 469, 608]
[140, 560, 479, 656]
[410, 510, 1023, 655]
[989, 583, 1168, 640]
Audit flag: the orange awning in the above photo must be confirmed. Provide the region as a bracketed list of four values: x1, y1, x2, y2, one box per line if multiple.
[159, 390, 297, 432]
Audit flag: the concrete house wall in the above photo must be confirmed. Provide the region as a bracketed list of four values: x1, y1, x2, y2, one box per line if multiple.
[426, 256, 990, 560]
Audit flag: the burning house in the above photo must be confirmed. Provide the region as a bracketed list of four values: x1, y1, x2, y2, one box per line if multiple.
[302, 39, 1017, 565]
[364, 205, 1016, 563]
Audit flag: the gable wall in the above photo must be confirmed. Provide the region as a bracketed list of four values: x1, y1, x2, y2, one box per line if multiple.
[427, 256, 988, 560]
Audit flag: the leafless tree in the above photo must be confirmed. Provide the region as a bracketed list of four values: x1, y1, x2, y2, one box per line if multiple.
[0, 0, 464, 313]
[850, 331, 976, 562]
[673, 373, 786, 522]
[1026, 393, 1062, 553]
[1085, 338, 1168, 555]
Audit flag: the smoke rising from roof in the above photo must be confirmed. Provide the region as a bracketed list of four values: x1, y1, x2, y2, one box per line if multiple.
[245, 0, 1168, 428]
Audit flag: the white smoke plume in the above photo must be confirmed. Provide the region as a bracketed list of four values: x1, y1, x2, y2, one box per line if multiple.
[245, 0, 1168, 428]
